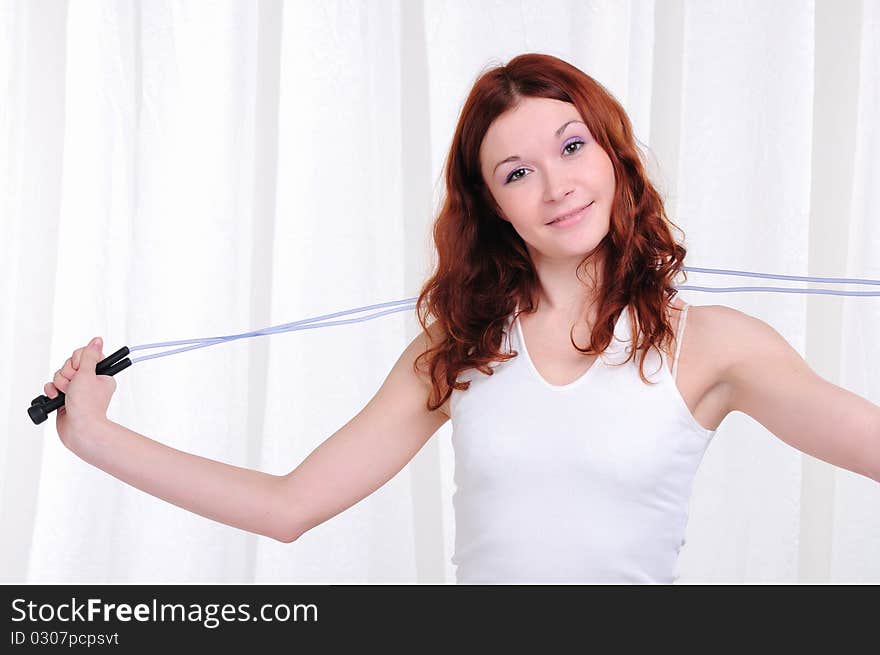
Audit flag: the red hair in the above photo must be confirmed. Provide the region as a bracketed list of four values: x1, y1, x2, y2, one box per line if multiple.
[414, 53, 689, 412]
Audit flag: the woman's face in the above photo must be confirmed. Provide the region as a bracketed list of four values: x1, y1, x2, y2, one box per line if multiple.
[478, 97, 616, 263]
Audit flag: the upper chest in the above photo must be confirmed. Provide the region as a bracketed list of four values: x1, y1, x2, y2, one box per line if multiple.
[443, 301, 733, 432]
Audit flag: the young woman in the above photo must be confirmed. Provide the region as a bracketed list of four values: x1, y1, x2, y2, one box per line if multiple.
[46, 53, 880, 583]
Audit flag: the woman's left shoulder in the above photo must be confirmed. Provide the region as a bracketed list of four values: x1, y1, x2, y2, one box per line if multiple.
[676, 301, 742, 337]
[685, 302, 755, 329]
[679, 302, 773, 366]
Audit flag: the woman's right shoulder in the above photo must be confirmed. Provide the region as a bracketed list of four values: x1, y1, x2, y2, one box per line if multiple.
[404, 319, 447, 356]
[405, 320, 452, 418]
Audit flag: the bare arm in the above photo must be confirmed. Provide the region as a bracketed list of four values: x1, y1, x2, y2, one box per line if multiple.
[718, 306, 880, 483]
[54, 324, 449, 544]
[278, 325, 450, 542]
[71, 419, 292, 542]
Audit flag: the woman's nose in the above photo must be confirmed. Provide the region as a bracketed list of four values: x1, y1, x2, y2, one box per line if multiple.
[541, 163, 576, 202]
[543, 179, 575, 203]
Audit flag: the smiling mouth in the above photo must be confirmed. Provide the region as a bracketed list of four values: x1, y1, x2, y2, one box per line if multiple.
[547, 201, 594, 225]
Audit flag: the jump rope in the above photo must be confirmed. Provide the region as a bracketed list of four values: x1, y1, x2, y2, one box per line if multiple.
[27, 265, 880, 425]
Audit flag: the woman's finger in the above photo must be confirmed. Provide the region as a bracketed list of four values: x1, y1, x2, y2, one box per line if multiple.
[61, 357, 76, 379]
[72, 347, 84, 370]
[53, 369, 71, 392]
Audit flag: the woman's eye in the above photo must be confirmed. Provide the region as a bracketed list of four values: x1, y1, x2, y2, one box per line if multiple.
[564, 140, 585, 155]
[504, 139, 585, 184]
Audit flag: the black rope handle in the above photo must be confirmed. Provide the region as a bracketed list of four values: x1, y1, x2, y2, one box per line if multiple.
[28, 346, 132, 425]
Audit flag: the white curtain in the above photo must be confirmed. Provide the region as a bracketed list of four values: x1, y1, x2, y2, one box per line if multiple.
[2, 0, 877, 584]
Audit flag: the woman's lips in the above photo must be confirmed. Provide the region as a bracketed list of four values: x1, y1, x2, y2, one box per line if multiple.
[547, 201, 594, 228]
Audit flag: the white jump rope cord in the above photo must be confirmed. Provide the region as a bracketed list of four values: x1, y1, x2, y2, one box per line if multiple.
[126, 265, 880, 366]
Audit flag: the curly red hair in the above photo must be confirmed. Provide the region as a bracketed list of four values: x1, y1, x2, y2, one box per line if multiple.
[414, 53, 689, 412]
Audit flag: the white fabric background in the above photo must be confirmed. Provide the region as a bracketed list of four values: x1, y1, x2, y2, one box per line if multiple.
[1, 0, 878, 584]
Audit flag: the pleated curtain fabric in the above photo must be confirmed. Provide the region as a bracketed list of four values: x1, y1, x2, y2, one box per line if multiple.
[1, 0, 877, 584]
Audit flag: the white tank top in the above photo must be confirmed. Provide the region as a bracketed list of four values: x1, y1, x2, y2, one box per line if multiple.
[449, 302, 717, 584]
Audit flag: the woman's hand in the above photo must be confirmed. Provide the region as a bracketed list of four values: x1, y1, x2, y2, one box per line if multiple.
[44, 336, 117, 449]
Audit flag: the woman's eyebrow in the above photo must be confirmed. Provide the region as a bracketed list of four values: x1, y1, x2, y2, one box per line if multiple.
[493, 120, 586, 173]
